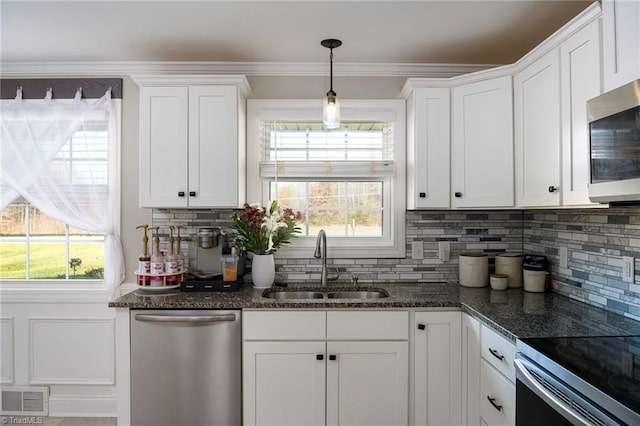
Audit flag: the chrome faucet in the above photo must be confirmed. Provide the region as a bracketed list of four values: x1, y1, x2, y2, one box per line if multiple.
[314, 229, 329, 287]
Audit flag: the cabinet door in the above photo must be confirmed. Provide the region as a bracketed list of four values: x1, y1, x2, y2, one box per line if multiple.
[407, 88, 451, 208]
[452, 76, 514, 208]
[462, 314, 481, 426]
[243, 341, 326, 426]
[413, 311, 462, 426]
[514, 49, 561, 207]
[139, 86, 189, 208]
[326, 341, 408, 426]
[561, 20, 602, 206]
[602, 0, 640, 91]
[188, 85, 240, 208]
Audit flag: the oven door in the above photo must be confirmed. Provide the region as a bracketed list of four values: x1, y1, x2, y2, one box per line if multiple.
[515, 357, 617, 426]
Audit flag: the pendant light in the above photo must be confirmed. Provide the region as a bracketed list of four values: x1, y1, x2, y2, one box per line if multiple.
[321, 38, 342, 129]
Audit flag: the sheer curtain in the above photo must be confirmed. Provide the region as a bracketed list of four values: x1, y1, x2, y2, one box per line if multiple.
[1, 88, 124, 295]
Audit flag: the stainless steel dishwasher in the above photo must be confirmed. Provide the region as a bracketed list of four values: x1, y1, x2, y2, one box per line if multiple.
[130, 309, 241, 426]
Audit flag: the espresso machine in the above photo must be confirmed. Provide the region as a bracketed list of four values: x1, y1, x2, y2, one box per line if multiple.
[189, 227, 224, 277]
[184, 227, 244, 291]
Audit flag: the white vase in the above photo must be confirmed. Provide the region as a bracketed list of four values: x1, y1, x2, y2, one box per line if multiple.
[251, 254, 275, 288]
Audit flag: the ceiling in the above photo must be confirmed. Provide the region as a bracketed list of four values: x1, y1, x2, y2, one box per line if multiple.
[1, 0, 594, 69]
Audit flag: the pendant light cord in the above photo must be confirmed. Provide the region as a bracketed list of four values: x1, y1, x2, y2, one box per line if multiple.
[329, 48, 334, 94]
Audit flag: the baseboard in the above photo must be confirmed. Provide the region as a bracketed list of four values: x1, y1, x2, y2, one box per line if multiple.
[48, 394, 117, 417]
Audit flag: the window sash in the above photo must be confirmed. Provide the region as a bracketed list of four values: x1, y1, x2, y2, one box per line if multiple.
[247, 99, 406, 258]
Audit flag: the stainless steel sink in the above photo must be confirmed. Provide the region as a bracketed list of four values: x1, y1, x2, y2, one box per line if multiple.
[326, 290, 389, 299]
[262, 290, 324, 300]
[261, 288, 390, 300]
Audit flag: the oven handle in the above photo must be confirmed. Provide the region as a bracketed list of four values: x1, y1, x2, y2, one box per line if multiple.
[514, 359, 590, 426]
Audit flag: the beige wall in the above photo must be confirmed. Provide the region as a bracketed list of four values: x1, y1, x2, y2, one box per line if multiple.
[121, 76, 151, 283]
[119, 74, 405, 283]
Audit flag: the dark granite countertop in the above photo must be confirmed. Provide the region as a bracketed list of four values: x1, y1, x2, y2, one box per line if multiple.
[109, 281, 640, 342]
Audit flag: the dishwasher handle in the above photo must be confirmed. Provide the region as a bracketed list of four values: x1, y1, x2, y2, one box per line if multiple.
[135, 313, 236, 323]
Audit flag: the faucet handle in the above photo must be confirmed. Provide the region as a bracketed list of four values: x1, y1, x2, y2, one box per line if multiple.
[351, 275, 359, 286]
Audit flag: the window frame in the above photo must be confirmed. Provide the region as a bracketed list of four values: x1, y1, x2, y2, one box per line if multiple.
[0, 98, 121, 289]
[247, 99, 406, 259]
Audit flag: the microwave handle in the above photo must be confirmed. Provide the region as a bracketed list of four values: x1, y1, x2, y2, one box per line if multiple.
[514, 359, 591, 426]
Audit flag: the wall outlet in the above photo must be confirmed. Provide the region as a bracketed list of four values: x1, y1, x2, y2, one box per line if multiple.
[559, 247, 568, 269]
[411, 241, 424, 260]
[439, 241, 450, 262]
[623, 256, 635, 283]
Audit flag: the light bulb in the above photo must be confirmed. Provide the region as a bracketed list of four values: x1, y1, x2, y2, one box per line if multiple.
[323, 94, 340, 129]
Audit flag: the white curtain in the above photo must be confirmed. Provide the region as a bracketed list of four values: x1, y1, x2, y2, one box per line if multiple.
[0, 88, 124, 295]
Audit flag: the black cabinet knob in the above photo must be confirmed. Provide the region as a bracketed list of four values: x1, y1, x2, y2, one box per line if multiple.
[417, 323, 426, 330]
[419, 192, 426, 198]
[189, 191, 196, 197]
[454, 192, 462, 198]
[548, 186, 558, 193]
[178, 191, 185, 197]
[329, 354, 337, 361]
[316, 354, 324, 361]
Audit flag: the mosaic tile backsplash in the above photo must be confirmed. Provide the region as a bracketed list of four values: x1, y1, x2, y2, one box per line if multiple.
[152, 206, 640, 321]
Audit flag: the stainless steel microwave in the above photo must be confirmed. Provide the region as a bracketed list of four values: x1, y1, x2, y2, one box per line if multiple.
[587, 79, 640, 204]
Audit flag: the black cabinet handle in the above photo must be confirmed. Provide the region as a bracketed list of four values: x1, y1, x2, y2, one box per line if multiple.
[178, 191, 185, 197]
[419, 192, 426, 198]
[548, 186, 558, 193]
[329, 355, 337, 361]
[489, 347, 505, 361]
[454, 192, 462, 198]
[487, 396, 503, 411]
[316, 354, 324, 361]
[189, 191, 196, 197]
[417, 323, 426, 330]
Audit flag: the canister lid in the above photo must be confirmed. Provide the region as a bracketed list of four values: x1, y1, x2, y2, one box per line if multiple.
[460, 252, 487, 257]
[496, 253, 523, 257]
[523, 254, 548, 270]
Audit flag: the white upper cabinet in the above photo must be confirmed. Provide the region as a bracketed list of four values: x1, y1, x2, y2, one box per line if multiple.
[515, 7, 602, 208]
[405, 87, 451, 209]
[514, 49, 562, 207]
[602, 0, 640, 91]
[139, 86, 189, 208]
[561, 19, 602, 206]
[137, 76, 250, 208]
[452, 76, 514, 208]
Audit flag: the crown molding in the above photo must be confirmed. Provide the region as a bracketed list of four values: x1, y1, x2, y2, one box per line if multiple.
[0, 61, 499, 78]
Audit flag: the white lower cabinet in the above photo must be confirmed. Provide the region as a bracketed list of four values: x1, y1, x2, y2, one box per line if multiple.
[243, 341, 327, 426]
[479, 324, 516, 426]
[243, 310, 409, 426]
[413, 311, 462, 426]
[480, 360, 515, 426]
[462, 313, 516, 426]
[327, 341, 409, 426]
[462, 313, 481, 426]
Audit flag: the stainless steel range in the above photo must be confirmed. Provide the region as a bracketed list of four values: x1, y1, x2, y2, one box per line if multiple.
[516, 336, 640, 425]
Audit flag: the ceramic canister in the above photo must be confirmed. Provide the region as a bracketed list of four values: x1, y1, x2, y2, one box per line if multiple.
[495, 253, 524, 288]
[523, 270, 547, 293]
[459, 252, 488, 287]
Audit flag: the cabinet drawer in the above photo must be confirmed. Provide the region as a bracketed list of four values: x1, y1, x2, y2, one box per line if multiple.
[327, 311, 408, 340]
[243, 311, 326, 340]
[480, 360, 515, 426]
[481, 325, 516, 382]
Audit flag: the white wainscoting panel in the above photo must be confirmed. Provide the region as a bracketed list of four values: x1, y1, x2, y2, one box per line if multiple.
[29, 318, 115, 385]
[1, 317, 15, 384]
